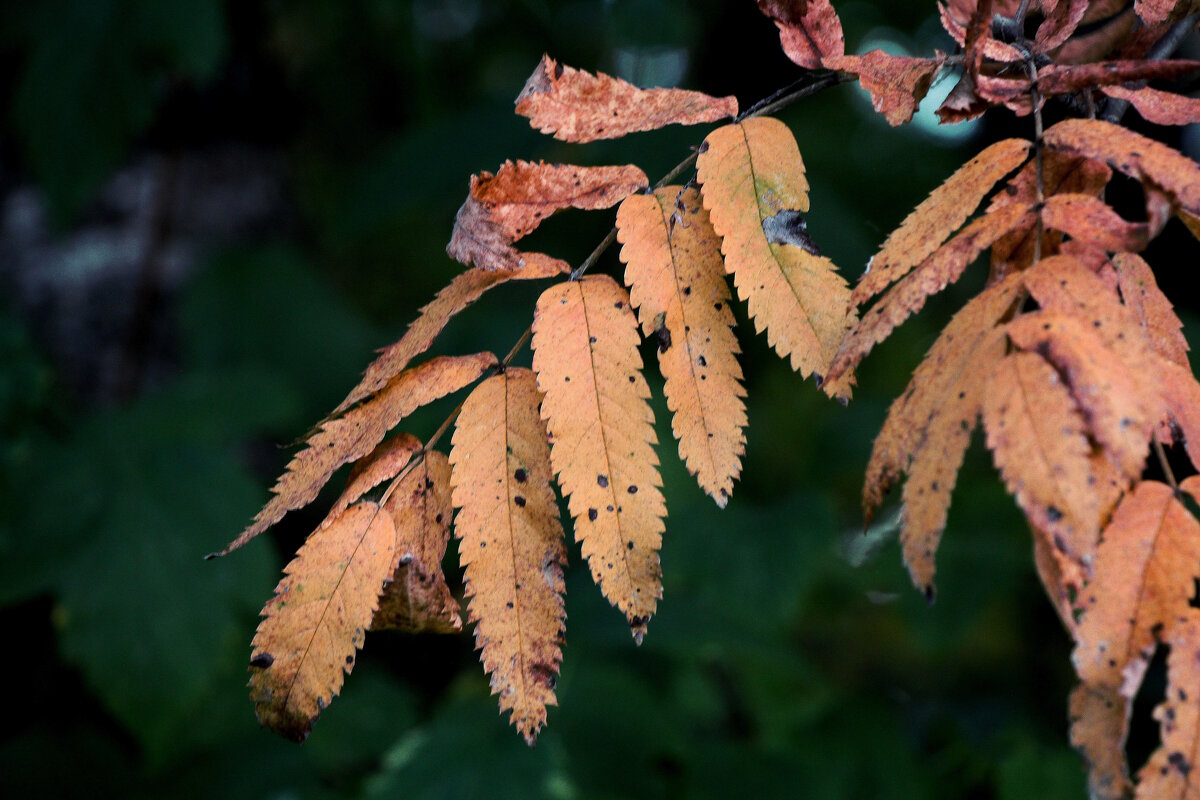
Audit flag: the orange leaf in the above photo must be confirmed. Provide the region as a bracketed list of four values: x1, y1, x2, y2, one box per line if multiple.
[1136, 612, 1200, 798]
[450, 369, 567, 744]
[1160, 361, 1200, 473]
[447, 161, 648, 271]
[515, 54, 737, 143]
[696, 117, 854, 383]
[334, 260, 565, 415]
[1103, 84, 1200, 125]
[825, 51, 944, 126]
[219, 353, 496, 556]
[983, 351, 1101, 571]
[617, 187, 747, 506]
[827, 201, 1034, 386]
[1044, 118, 1200, 217]
[1041, 194, 1149, 252]
[1031, 523, 1085, 633]
[1069, 682, 1133, 800]
[248, 501, 396, 741]
[531, 276, 665, 640]
[371, 450, 462, 635]
[322, 434, 422, 527]
[755, 0, 845, 69]
[851, 138, 1031, 306]
[1073, 481, 1200, 687]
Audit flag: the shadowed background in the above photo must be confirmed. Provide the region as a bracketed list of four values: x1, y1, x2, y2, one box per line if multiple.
[3, 1, 1199, 797]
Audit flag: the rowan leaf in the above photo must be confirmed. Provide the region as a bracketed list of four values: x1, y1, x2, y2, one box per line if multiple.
[696, 117, 854, 383]
[334, 260, 566, 415]
[322, 434, 422, 527]
[1137, 0, 1192, 26]
[1006, 313, 1155, 480]
[1035, 0, 1091, 51]
[1070, 682, 1134, 800]
[219, 353, 496, 556]
[978, 61, 1200, 114]
[755, 0, 845, 69]
[617, 187, 747, 506]
[827, 201, 1034, 386]
[1057, 6, 1136, 65]
[448, 160, 648, 271]
[248, 501, 396, 741]
[825, 51, 944, 126]
[851, 138, 1031, 306]
[531, 275, 665, 640]
[1136, 612, 1200, 798]
[1044, 118, 1200, 217]
[983, 351, 1101, 572]
[514, 54, 737, 143]
[1041, 193, 1149, 252]
[1160, 360, 1200, 473]
[938, 0, 1026, 63]
[1102, 85, 1200, 125]
[371, 450, 461, 635]
[450, 369, 567, 744]
[1073, 481, 1200, 688]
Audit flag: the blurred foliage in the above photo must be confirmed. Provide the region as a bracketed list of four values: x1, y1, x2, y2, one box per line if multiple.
[12, 0, 1199, 797]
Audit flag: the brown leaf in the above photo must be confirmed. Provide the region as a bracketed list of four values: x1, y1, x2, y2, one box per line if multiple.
[322, 434, 423, 527]
[1160, 360, 1200, 473]
[1041, 194, 1150, 252]
[851, 138, 1031, 306]
[696, 117, 854, 384]
[826, 51, 944, 126]
[371, 450, 461, 635]
[938, 0, 1026, 62]
[1137, 0, 1197, 26]
[1102, 84, 1200, 125]
[1044, 118, 1200, 217]
[531, 275, 665, 640]
[1035, 0, 1091, 51]
[334, 260, 565, 415]
[755, 0, 845, 69]
[219, 353, 496, 556]
[447, 160, 648, 271]
[978, 60, 1200, 114]
[983, 351, 1101, 573]
[1058, 8, 1137, 65]
[249, 502, 396, 741]
[617, 187, 747, 506]
[1070, 682, 1134, 800]
[1114, 252, 1190, 369]
[515, 54, 737, 143]
[451, 369, 567, 744]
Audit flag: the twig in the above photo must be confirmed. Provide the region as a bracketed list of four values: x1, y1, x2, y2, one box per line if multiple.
[1102, 12, 1200, 122]
[1154, 433, 1179, 492]
[1025, 53, 1046, 264]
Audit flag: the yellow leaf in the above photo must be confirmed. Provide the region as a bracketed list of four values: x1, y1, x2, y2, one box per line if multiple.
[696, 117, 853, 383]
[450, 369, 567, 744]
[322, 434, 422, 527]
[617, 186, 747, 506]
[248, 501, 396, 741]
[531, 275, 665, 640]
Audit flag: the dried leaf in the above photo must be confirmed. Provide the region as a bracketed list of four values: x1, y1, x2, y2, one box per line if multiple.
[515, 54, 737, 143]
[938, 0, 1026, 62]
[983, 351, 1101, 571]
[334, 260, 565, 415]
[1044, 118, 1200, 217]
[826, 51, 944, 126]
[448, 161, 648, 271]
[1135, 612, 1200, 798]
[1032, 522, 1085, 633]
[1035, 0, 1091, 51]
[852, 138, 1031, 306]
[372, 451, 461, 635]
[531, 275, 665, 640]
[978, 61, 1200, 115]
[1137, 0, 1195, 26]
[696, 117, 854, 383]
[220, 353, 496, 556]
[617, 187, 747, 506]
[1114, 252, 1190, 369]
[1041, 193, 1150, 252]
[248, 501, 396, 741]
[1160, 361, 1200, 472]
[1070, 682, 1134, 800]
[450, 369, 567, 744]
[756, 0, 845, 69]
[1102, 84, 1200, 125]
[1058, 8, 1137, 64]
[322, 434, 422, 527]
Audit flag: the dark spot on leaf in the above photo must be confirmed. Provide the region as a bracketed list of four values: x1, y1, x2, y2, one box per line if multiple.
[627, 540, 634, 550]
[588, 508, 598, 521]
[1047, 506, 1063, 523]
[346, 655, 354, 664]
[597, 474, 609, 488]
[762, 209, 821, 254]
[514, 468, 528, 483]
[250, 653, 275, 669]
[514, 495, 526, 507]
[656, 325, 672, 353]
[628, 485, 638, 494]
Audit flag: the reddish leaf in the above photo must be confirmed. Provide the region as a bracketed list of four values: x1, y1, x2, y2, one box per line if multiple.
[756, 0, 845, 69]
[826, 51, 944, 126]
[1040, 193, 1149, 252]
[1102, 84, 1200, 125]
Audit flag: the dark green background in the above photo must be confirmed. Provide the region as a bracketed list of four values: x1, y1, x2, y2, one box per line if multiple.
[3, 2, 1196, 797]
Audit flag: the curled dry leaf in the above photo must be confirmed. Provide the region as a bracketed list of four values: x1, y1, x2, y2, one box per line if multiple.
[218, 353, 497, 556]
[755, 0, 845, 69]
[531, 275, 665, 641]
[978, 60, 1200, 115]
[852, 138, 1031, 306]
[938, 0, 1025, 62]
[448, 160, 648, 271]
[372, 450, 462, 635]
[1035, 0, 1091, 51]
[1102, 84, 1200, 125]
[1041, 193, 1150, 252]
[249, 501, 396, 741]
[515, 54, 737, 143]
[696, 117, 854, 386]
[826, 51, 944, 126]
[617, 187, 747, 506]
[451, 369, 567, 744]
[1044, 118, 1200, 217]
[335, 259, 566, 415]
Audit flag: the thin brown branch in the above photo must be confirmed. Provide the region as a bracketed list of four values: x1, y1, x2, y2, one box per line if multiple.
[1154, 434, 1179, 492]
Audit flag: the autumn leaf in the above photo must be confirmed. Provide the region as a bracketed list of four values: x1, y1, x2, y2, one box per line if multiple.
[515, 54, 737, 143]
[450, 369, 567, 744]
[334, 259, 566, 415]
[617, 186, 747, 507]
[938, 0, 1025, 63]
[248, 502, 396, 741]
[531, 275, 665, 640]
[851, 138, 1031, 306]
[825, 51, 944, 126]
[1070, 682, 1133, 800]
[755, 0, 845, 69]
[1160, 360, 1200, 473]
[218, 353, 496, 556]
[1102, 84, 1200, 125]
[322, 434, 422, 527]
[1137, 0, 1193, 26]
[447, 160, 648, 271]
[1114, 251, 1190, 369]
[371, 450, 461, 635]
[696, 117, 854, 384]
[978, 60, 1200, 114]
[1035, 0, 1091, 51]
[1057, 7, 1136, 65]
[1135, 611, 1200, 797]
[1040, 193, 1149, 252]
